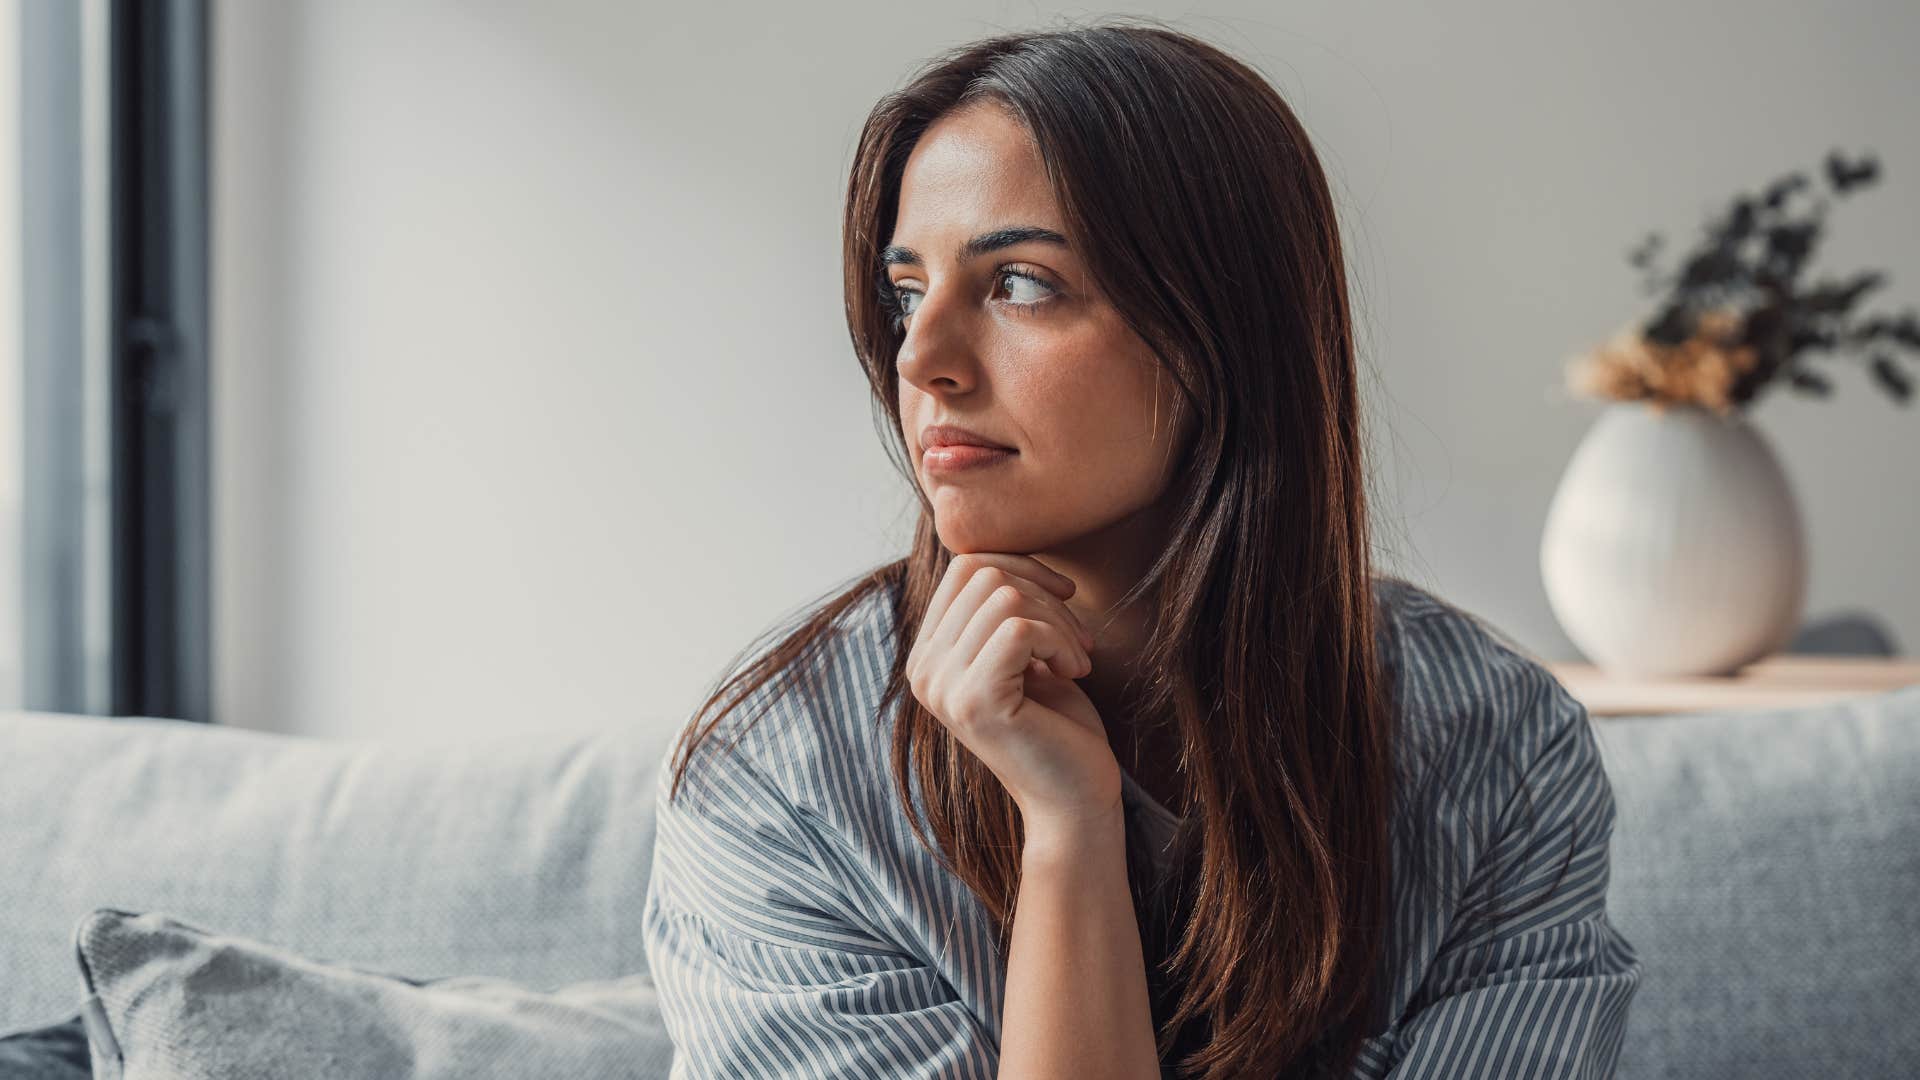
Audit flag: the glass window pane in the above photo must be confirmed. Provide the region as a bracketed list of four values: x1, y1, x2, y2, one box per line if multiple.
[6, 0, 113, 715]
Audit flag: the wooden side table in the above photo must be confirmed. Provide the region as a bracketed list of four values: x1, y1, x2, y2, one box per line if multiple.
[1544, 656, 1920, 717]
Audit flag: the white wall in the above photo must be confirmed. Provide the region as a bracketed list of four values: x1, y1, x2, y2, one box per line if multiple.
[213, 1, 1920, 739]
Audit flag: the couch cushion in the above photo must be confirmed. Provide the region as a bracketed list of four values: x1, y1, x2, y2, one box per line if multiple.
[0, 710, 676, 1032]
[1593, 684, 1920, 1078]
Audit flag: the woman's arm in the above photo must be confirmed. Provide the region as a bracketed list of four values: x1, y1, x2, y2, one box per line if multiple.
[998, 806, 1162, 1080]
[644, 743, 999, 1078]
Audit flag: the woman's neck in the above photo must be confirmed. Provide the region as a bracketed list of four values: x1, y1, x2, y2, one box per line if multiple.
[1025, 492, 1186, 808]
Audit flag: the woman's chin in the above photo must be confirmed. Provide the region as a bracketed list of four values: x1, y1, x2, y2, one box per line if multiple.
[935, 521, 1067, 559]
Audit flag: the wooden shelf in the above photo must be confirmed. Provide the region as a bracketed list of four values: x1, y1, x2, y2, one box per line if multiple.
[1543, 655, 1920, 717]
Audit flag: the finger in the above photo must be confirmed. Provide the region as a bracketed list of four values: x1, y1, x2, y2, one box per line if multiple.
[995, 571, 1094, 652]
[1031, 655, 1075, 680]
[918, 562, 996, 672]
[950, 558, 1092, 650]
[919, 556, 1085, 669]
[976, 614, 1088, 693]
[985, 555, 1089, 645]
[1023, 657, 1069, 683]
[951, 575, 1090, 676]
[990, 552, 1078, 600]
[953, 584, 1090, 679]
[1014, 578, 1094, 669]
[957, 552, 1077, 601]
[912, 556, 980, 665]
[924, 570, 1023, 676]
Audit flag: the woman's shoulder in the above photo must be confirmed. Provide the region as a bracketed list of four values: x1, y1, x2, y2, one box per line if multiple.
[1369, 573, 1599, 800]
[670, 580, 905, 830]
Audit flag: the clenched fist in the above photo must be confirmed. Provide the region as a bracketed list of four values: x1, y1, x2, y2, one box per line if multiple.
[904, 553, 1122, 836]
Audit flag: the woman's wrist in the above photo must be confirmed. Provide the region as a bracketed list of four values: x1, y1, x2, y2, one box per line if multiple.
[1002, 795, 1159, 1079]
[1021, 799, 1127, 867]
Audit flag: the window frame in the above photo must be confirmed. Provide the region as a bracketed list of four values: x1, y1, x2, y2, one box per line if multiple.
[18, 0, 208, 721]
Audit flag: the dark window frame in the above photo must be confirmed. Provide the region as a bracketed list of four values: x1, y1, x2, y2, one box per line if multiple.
[19, 0, 209, 721]
[108, 0, 210, 721]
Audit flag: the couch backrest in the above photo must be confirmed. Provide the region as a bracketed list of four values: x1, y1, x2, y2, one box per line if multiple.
[1594, 684, 1920, 1079]
[9, 686, 1918, 1076]
[0, 709, 677, 1031]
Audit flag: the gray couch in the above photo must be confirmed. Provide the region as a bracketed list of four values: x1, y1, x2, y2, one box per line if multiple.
[4, 685, 1917, 1077]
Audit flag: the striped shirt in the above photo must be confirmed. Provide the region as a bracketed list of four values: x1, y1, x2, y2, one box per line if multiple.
[641, 575, 1642, 1078]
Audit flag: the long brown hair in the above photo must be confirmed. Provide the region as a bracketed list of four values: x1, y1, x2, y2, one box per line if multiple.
[665, 18, 1573, 1078]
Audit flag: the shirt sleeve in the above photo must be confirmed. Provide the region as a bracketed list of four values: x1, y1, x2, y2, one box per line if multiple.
[1358, 658, 1644, 1079]
[641, 731, 997, 1080]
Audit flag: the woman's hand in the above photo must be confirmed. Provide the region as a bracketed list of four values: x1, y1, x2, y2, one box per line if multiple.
[904, 553, 1121, 835]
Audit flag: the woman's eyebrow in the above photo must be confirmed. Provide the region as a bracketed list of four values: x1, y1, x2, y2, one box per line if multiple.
[880, 225, 1069, 268]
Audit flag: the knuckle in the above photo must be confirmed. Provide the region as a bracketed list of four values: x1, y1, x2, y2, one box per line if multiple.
[940, 695, 974, 728]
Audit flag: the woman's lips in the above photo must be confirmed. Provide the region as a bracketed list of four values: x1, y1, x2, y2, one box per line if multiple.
[923, 444, 1017, 473]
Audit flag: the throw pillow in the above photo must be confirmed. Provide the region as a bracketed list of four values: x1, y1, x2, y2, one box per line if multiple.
[0, 1012, 91, 1080]
[73, 908, 674, 1079]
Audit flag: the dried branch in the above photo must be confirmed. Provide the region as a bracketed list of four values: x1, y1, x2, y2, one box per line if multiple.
[1570, 149, 1917, 411]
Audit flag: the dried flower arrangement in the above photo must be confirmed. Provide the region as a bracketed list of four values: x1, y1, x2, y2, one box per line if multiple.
[1565, 150, 1920, 416]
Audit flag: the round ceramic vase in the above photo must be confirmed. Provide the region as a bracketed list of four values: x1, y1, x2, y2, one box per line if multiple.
[1540, 402, 1807, 677]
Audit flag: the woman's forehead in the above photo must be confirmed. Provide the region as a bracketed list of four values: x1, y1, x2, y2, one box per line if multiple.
[896, 108, 1051, 221]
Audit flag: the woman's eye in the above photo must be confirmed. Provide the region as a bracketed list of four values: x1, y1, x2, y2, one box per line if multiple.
[887, 269, 1055, 331]
[996, 269, 1054, 305]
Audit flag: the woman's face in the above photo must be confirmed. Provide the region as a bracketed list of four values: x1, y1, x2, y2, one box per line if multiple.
[888, 100, 1192, 559]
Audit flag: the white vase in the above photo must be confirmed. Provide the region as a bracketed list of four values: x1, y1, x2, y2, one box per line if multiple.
[1539, 402, 1807, 677]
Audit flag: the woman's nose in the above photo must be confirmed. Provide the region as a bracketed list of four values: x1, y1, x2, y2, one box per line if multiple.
[895, 291, 979, 393]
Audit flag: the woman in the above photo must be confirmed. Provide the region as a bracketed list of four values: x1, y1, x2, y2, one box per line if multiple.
[641, 19, 1641, 1079]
